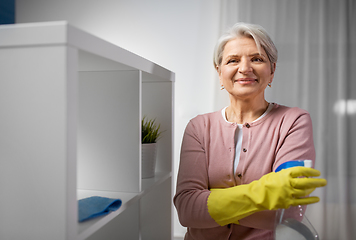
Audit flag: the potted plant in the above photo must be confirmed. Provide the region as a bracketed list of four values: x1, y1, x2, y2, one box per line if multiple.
[141, 116, 163, 178]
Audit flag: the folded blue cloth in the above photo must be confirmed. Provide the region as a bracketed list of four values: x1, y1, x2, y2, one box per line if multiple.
[78, 196, 122, 222]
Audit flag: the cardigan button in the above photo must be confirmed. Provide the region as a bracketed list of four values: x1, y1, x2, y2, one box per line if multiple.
[245, 123, 250, 128]
[243, 148, 247, 152]
[237, 173, 242, 178]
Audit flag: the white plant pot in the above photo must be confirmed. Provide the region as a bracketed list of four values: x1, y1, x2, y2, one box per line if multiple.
[141, 143, 157, 178]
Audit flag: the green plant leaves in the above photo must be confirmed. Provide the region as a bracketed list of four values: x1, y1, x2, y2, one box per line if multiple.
[142, 116, 164, 143]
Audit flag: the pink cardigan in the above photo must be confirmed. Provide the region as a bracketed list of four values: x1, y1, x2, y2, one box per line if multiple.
[174, 104, 315, 240]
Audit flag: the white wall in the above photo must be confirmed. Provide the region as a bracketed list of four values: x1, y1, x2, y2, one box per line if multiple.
[16, 0, 223, 237]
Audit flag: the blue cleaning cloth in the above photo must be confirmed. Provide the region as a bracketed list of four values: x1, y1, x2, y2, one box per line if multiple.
[78, 196, 122, 222]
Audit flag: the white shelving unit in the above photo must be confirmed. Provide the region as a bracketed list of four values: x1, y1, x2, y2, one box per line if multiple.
[0, 21, 174, 240]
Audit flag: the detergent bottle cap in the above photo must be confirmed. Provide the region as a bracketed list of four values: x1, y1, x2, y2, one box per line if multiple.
[304, 160, 313, 168]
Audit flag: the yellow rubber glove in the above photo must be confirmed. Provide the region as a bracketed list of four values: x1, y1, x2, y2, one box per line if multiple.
[207, 167, 327, 226]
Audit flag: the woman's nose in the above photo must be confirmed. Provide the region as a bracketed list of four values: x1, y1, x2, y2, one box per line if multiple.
[238, 59, 252, 74]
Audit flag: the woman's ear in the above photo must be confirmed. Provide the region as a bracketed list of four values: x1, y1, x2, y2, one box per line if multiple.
[269, 63, 276, 84]
[216, 65, 222, 80]
[271, 63, 276, 74]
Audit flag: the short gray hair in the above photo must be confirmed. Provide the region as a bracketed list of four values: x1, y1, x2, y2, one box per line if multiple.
[213, 22, 278, 72]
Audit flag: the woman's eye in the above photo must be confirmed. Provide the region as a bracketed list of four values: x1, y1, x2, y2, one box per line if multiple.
[227, 59, 238, 64]
[252, 57, 264, 62]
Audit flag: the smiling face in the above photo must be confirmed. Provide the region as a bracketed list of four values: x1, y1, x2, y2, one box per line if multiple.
[218, 36, 275, 101]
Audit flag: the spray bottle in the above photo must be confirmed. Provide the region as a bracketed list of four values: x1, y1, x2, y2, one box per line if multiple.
[274, 160, 320, 240]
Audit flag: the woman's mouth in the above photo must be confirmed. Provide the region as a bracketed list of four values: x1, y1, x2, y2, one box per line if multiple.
[234, 78, 257, 84]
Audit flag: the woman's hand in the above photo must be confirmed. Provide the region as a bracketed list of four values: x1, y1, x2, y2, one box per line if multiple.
[207, 167, 327, 226]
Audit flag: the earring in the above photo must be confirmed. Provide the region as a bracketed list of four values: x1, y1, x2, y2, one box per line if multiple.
[268, 83, 272, 88]
[220, 86, 225, 90]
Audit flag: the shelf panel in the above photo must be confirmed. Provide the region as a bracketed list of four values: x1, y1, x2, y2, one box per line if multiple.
[77, 70, 141, 193]
[77, 171, 171, 240]
[0, 22, 175, 82]
[141, 171, 172, 193]
[141, 178, 172, 240]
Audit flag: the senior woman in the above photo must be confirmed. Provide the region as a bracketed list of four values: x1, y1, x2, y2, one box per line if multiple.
[174, 22, 327, 240]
